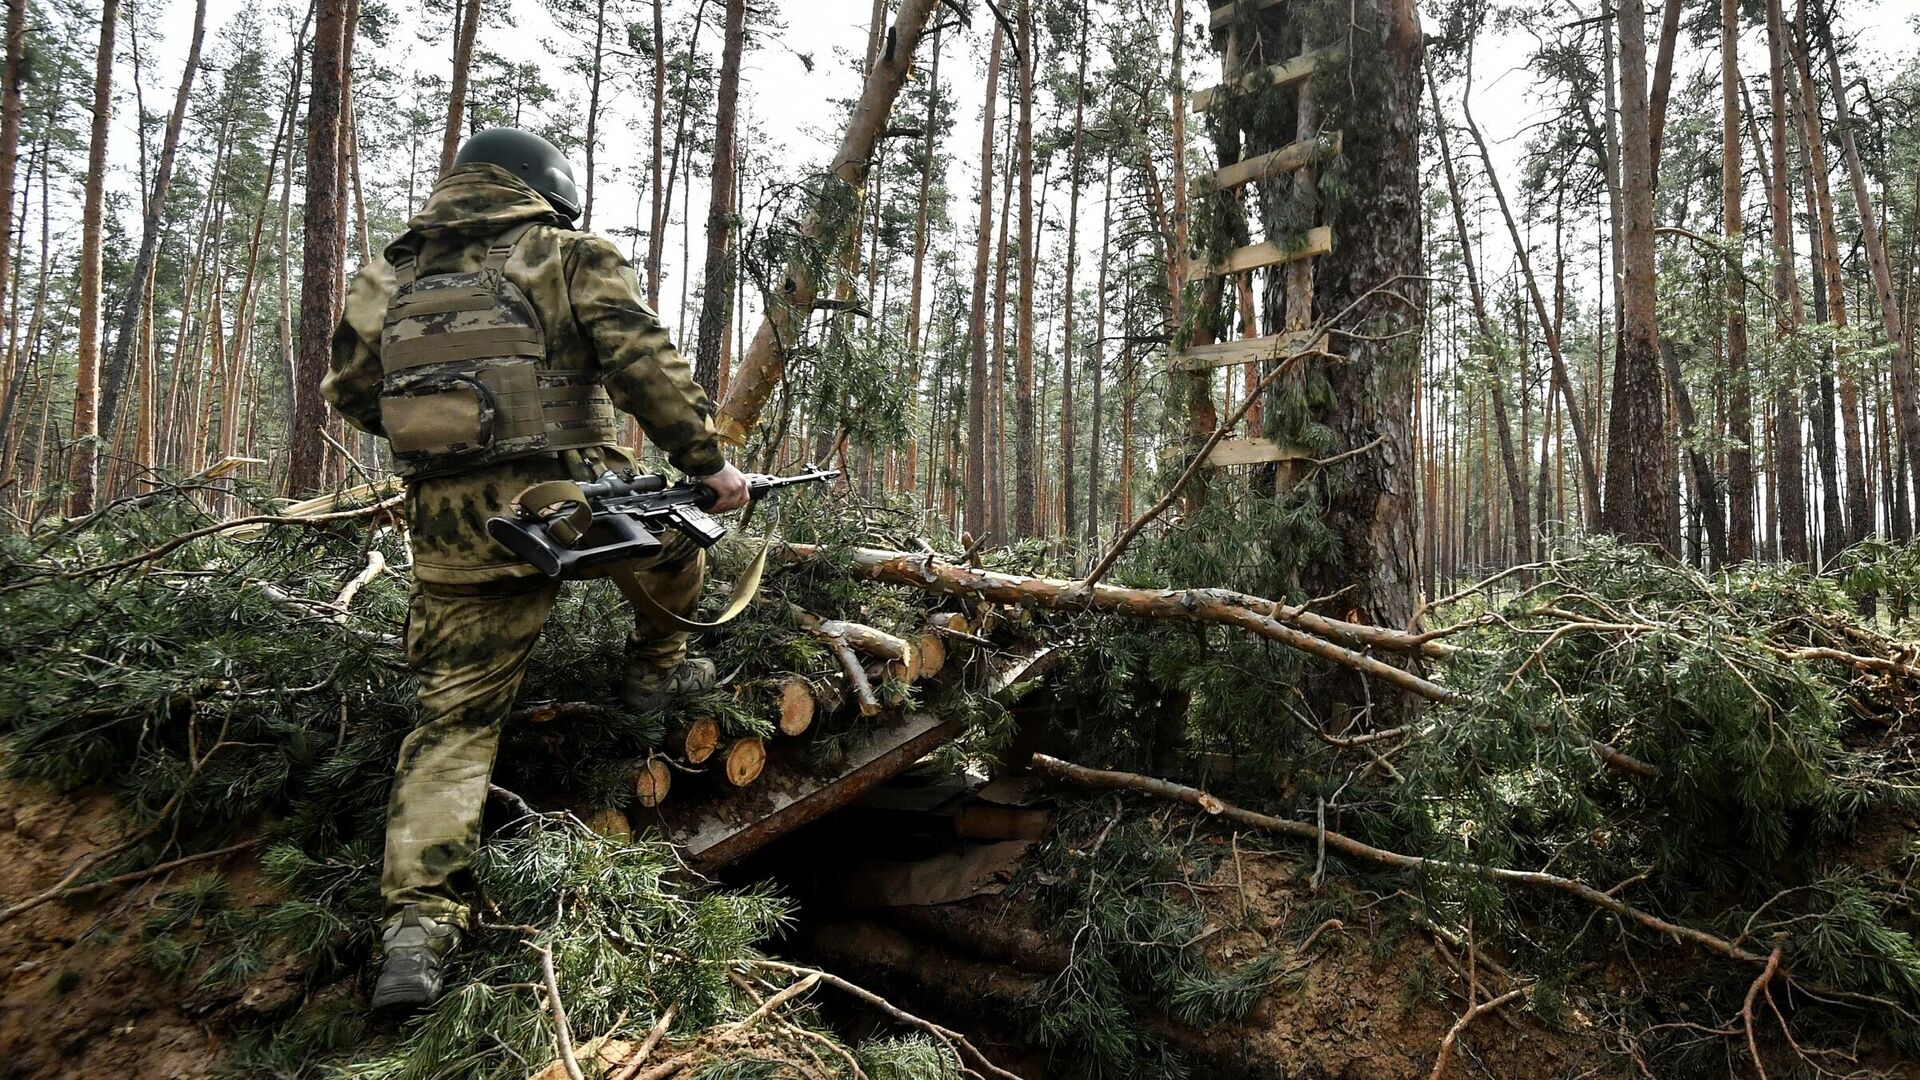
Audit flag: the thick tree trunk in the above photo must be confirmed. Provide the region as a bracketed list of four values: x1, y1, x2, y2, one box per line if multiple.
[439, 0, 482, 176]
[1231, 0, 1426, 717]
[69, 0, 119, 516]
[1600, 0, 1676, 551]
[714, 0, 937, 442]
[693, 0, 745, 396]
[1723, 0, 1755, 561]
[964, 27, 1004, 540]
[285, 0, 350, 495]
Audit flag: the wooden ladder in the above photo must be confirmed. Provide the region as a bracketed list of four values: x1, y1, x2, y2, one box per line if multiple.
[1180, 2, 1341, 477]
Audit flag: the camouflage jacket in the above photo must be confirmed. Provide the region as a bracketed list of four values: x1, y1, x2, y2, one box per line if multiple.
[324, 163, 724, 584]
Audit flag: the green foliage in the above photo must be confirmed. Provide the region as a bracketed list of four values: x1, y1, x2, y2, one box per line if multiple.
[0, 492, 976, 1078]
[1015, 807, 1281, 1078]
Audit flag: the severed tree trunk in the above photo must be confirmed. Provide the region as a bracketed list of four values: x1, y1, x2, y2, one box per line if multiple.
[285, 0, 350, 495]
[68, 0, 119, 517]
[1601, 0, 1676, 552]
[964, 26, 1004, 540]
[692, 0, 745, 396]
[438, 0, 482, 176]
[714, 0, 937, 442]
[1723, 0, 1755, 561]
[1430, 76, 1529, 566]
[100, 0, 206, 453]
[1761, 0, 1808, 563]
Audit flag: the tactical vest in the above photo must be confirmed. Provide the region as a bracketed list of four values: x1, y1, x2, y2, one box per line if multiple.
[378, 223, 617, 478]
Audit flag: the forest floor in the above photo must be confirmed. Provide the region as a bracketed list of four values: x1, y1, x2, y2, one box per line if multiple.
[9, 497, 1920, 1078]
[0, 767, 1604, 1080]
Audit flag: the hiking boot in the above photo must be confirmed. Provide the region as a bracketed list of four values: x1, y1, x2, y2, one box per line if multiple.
[370, 906, 460, 1015]
[619, 656, 717, 710]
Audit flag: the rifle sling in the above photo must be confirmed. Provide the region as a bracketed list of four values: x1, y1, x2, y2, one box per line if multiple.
[610, 535, 769, 632]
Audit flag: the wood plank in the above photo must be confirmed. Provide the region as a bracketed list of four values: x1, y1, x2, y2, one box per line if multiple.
[1185, 226, 1332, 283]
[1172, 329, 1324, 371]
[1208, 0, 1286, 30]
[660, 711, 966, 868]
[1210, 131, 1341, 190]
[1204, 437, 1314, 468]
[1191, 45, 1341, 113]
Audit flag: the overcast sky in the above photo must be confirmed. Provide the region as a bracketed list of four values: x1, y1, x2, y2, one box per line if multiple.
[119, 0, 1920, 353]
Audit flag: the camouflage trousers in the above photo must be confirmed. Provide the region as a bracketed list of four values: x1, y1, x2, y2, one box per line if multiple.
[381, 532, 704, 929]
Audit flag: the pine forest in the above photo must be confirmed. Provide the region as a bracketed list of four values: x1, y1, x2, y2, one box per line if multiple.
[3, 0, 1920, 1076]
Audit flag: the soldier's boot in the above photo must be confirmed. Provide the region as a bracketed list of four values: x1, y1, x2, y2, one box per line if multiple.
[619, 656, 717, 711]
[371, 906, 461, 1015]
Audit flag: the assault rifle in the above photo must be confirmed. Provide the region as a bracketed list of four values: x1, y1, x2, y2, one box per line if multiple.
[486, 465, 838, 579]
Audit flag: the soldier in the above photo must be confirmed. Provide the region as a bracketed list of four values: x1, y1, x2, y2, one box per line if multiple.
[322, 128, 750, 1013]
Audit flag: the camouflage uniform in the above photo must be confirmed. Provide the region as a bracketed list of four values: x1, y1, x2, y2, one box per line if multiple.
[324, 163, 724, 930]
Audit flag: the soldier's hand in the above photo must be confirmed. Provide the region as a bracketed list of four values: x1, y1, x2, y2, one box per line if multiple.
[697, 462, 751, 512]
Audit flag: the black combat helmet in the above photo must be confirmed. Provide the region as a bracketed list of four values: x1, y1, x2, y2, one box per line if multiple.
[453, 128, 583, 223]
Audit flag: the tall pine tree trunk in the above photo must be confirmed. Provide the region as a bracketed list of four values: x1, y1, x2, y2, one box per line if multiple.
[285, 0, 349, 494]
[69, 0, 119, 516]
[1819, 16, 1920, 524]
[964, 26, 1003, 540]
[1431, 76, 1529, 567]
[100, 0, 206, 455]
[1012, 0, 1037, 539]
[693, 0, 744, 395]
[1600, 0, 1676, 550]
[1723, 0, 1755, 560]
[1761, 0, 1808, 562]
[1059, 8, 1087, 548]
[439, 0, 482, 176]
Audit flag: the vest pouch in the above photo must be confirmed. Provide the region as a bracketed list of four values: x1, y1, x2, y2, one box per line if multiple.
[381, 373, 498, 462]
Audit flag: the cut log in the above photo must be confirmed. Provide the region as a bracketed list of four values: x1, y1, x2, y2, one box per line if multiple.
[913, 630, 947, 679]
[803, 613, 918, 678]
[931, 611, 972, 635]
[663, 711, 966, 867]
[1172, 328, 1324, 371]
[719, 737, 767, 787]
[782, 544, 1459, 705]
[1184, 227, 1332, 282]
[671, 717, 722, 764]
[1191, 45, 1341, 112]
[777, 677, 816, 736]
[1209, 131, 1341, 190]
[631, 757, 672, 808]
[580, 807, 633, 841]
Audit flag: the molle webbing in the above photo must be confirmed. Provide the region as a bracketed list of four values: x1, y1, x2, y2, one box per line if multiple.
[378, 223, 618, 476]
